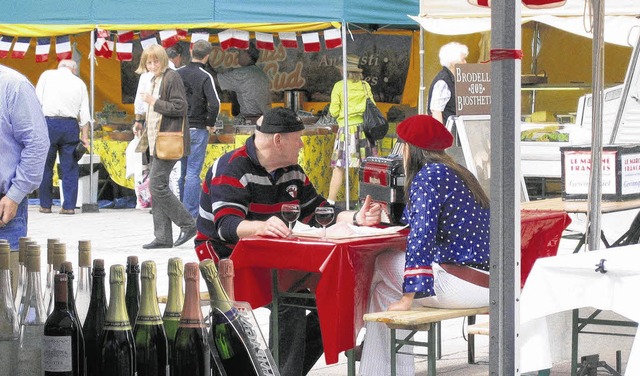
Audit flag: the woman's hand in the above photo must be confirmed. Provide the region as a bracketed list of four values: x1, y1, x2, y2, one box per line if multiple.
[388, 293, 415, 311]
[141, 92, 157, 107]
[356, 195, 382, 226]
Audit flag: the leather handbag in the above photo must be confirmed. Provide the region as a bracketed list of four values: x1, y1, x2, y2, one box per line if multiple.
[155, 131, 184, 160]
[361, 82, 388, 141]
[73, 142, 88, 162]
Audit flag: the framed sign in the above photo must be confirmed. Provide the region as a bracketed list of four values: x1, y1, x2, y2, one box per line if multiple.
[454, 63, 492, 116]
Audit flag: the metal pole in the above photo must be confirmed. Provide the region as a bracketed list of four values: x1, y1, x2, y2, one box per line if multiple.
[418, 28, 425, 114]
[341, 21, 351, 209]
[489, 1, 521, 375]
[82, 28, 99, 213]
[587, 0, 605, 250]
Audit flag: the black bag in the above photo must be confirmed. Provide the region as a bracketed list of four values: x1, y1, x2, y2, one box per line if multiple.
[73, 142, 88, 162]
[361, 82, 388, 141]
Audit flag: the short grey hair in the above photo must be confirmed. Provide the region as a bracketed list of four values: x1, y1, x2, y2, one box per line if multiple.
[191, 40, 212, 60]
[439, 42, 469, 68]
[58, 59, 78, 73]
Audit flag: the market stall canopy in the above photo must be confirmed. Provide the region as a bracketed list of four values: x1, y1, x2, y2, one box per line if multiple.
[412, 0, 640, 46]
[0, 0, 418, 36]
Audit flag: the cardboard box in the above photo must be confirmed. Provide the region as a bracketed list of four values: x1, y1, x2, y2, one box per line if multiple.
[560, 144, 640, 201]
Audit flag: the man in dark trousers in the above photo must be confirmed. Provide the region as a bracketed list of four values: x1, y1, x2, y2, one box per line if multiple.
[177, 40, 221, 218]
[427, 42, 468, 126]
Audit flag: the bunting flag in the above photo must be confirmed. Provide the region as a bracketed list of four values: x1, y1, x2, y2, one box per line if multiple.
[278, 32, 298, 49]
[116, 42, 133, 61]
[0, 36, 13, 58]
[177, 29, 188, 38]
[139, 30, 156, 39]
[96, 29, 110, 39]
[159, 29, 180, 48]
[190, 32, 209, 48]
[522, 0, 566, 7]
[94, 29, 112, 59]
[218, 29, 249, 50]
[301, 32, 320, 53]
[323, 29, 342, 49]
[11, 37, 30, 59]
[35, 37, 51, 62]
[117, 30, 134, 43]
[255, 32, 275, 51]
[55, 35, 72, 61]
[140, 35, 158, 50]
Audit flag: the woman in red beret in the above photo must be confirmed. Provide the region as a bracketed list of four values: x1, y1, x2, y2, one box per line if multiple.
[360, 114, 490, 376]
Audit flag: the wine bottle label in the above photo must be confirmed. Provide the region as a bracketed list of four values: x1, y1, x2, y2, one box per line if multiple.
[178, 318, 205, 328]
[212, 306, 240, 325]
[42, 336, 73, 372]
[136, 315, 163, 325]
[103, 321, 132, 330]
[163, 311, 180, 320]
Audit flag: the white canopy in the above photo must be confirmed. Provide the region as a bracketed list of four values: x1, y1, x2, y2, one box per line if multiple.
[412, 0, 640, 46]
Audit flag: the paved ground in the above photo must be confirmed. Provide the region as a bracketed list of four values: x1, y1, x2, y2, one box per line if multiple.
[23, 204, 636, 375]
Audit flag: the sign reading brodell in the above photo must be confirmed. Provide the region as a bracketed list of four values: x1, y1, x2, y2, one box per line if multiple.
[454, 63, 492, 116]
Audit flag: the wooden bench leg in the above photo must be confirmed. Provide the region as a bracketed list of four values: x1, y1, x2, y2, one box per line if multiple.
[390, 328, 397, 376]
[468, 315, 476, 364]
[428, 323, 437, 376]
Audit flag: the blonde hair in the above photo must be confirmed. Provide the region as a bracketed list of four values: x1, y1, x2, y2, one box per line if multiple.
[135, 44, 169, 75]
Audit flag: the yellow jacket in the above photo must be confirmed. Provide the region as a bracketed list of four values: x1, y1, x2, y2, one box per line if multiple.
[329, 79, 375, 129]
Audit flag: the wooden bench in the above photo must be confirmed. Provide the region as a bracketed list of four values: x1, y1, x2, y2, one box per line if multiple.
[363, 306, 489, 376]
[467, 321, 490, 336]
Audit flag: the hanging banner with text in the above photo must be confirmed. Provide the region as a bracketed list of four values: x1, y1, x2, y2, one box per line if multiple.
[454, 63, 492, 116]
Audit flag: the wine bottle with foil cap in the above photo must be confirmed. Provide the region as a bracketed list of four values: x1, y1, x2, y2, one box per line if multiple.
[125, 256, 140, 327]
[200, 259, 278, 376]
[163, 257, 184, 370]
[17, 239, 37, 317]
[0, 242, 19, 375]
[49, 242, 68, 315]
[82, 259, 107, 376]
[44, 238, 59, 317]
[17, 244, 46, 376]
[75, 240, 92, 324]
[134, 260, 169, 376]
[60, 261, 87, 375]
[13, 237, 29, 307]
[172, 262, 210, 376]
[101, 264, 136, 376]
[43, 273, 80, 375]
[218, 259, 235, 301]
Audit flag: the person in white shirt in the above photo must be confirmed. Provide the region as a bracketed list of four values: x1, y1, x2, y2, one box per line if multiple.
[35, 59, 91, 215]
[427, 42, 468, 126]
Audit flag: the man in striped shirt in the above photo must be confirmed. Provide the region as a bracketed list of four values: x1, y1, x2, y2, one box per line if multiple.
[195, 107, 381, 375]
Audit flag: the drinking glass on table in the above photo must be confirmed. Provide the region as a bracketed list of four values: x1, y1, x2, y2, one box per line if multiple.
[314, 207, 335, 240]
[281, 204, 301, 233]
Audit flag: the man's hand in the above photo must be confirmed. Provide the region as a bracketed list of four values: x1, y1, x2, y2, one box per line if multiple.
[356, 195, 382, 226]
[252, 216, 291, 238]
[0, 196, 18, 227]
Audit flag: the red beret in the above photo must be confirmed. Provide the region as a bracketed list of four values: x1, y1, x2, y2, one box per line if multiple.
[396, 115, 453, 151]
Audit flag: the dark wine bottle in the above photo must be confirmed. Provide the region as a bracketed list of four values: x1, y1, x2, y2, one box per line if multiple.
[200, 259, 277, 376]
[43, 274, 80, 375]
[125, 256, 140, 327]
[82, 259, 107, 376]
[162, 257, 183, 371]
[48, 242, 67, 314]
[101, 264, 136, 376]
[60, 262, 87, 375]
[134, 260, 169, 376]
[172, 262, 210, 376]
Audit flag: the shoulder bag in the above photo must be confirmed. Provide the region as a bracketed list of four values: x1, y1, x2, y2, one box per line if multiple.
[361, 82, 389, 141]
[155, 115, 186, 160]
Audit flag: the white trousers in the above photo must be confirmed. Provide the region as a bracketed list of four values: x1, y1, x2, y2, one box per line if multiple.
[359, 250, 490, 376]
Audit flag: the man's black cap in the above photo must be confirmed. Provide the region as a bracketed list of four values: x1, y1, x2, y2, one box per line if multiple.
[256, 107, 305, 134]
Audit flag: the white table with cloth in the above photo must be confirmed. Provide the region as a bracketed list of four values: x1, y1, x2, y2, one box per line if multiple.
[520, 245, 640, 374]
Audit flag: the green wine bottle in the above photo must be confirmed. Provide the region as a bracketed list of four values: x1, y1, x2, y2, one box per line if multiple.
[43, 274, 80, 375]
[134, 260, 169, 376]
[162, 257, 183, 371]
[125, 256, 140, 328]
[101, 265, 136, 376]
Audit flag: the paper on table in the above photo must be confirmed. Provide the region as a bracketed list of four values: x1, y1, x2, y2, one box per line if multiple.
[291, 221, 407, 239]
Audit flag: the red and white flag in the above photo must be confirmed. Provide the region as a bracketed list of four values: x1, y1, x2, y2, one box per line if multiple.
[116, 42, 133, 61]
[323, 28, 342, 49]
[0, 36, 13, 58]
[190, 32, 209, 48]
[117, 30, 134, 43]
[255, 32, 274, 51]
[56, 36, 72, 61]
[159, 29, 180, 48]
[94, 29, 112, 59]
[177, 29, 188, 38]
[278, 32, 298, 49]
[301, 32, 320, 53]
[140, 35, 158, 50]
[218, 29, 249, 50]
[11, 37, 30, 59]
[467, 0, 490, 6]
[139, 30, 156, 39]
[36, 37, 51, 62]
[522, 0, 566, 8]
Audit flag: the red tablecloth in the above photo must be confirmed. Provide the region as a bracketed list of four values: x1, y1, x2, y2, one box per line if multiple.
[231, 209, 571, 365]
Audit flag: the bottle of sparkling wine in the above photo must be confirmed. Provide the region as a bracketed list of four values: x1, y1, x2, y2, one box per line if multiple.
[163, 257, 184, 371]
[218, 259, 235, 301]
[101, 265, 136, 376]
[49, 242, 68, 315]
[43, 273, 80, 375]
[44, 238, 59, 317]
[125, 256, 140, 327]
[172, 262, 210, 376]
[134, 260, 169, 376]
[75, 240, 92, 324]
[0, 242, 19, 375]
[60, 262, 87, 375]
[17, 244, 46, 376]
[82, 259, 108, 376]
[13, 237, 29, 309]
[200, 259, 278, 376]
